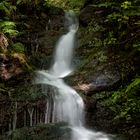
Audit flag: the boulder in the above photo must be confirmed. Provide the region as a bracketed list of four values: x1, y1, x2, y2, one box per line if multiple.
[78, 62, 121, 95]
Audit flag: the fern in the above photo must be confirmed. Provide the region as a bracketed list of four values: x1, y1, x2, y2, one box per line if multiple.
[126, 77, 140, 93]
[12, 42, 25, 53]
[0, 1, 16, 16]
[108, 77, 140, 122]
[0, 1, 11, 15]
[0, 20, 19, 36]
[0, 20, 16, 28]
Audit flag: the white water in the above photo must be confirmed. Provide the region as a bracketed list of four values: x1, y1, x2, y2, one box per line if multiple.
[35, 11, 111, 140]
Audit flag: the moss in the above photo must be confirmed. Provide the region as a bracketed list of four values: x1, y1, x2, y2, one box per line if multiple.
[4, 123, 71, 140]
[99, 77, 140, 123]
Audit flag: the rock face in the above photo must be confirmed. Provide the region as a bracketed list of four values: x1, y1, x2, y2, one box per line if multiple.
[81, 64, 121, 95]
[79, 5, 108, 26]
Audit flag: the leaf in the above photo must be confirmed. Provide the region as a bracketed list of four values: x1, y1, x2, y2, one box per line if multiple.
[16, 0, 23, 5]
[126, 78, 140, 93]
[0, 21, 16, 28]
[12, 42, 25, 53]
[121, 1, 132, 9]
[11, 5, 17, 11]
[133, 44, 140, 51]
[3, 29, 19, 36]
[134, 20, 140, 25]
[0, 1, 10, 14]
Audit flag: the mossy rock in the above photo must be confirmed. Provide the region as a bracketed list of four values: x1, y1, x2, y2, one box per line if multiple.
[1, 123, 71, 140]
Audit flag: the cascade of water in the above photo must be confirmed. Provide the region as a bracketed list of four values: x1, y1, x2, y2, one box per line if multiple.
[49, 11, 78, 78]
[35, 11, 111, 140]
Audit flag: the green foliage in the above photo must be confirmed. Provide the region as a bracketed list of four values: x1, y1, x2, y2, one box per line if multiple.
[12, 42, 25, 53]
[80, 0, 140, 50]
[88, 21, 105, 32]
[16, 0, 32, 5]
[133, 43, 140, 51]
[105, 77, 140, 122]
[80, 21, 104, 48]
[0, 20, 19, 37]
[88, 1, 140, 50]
[0, 82, 14, 97]
[103, 32, 117, 46]
[0, 0, 16, 16]
[126, 77, 140, 93]
[18, 86, 41, 101]
[0, 83, 7, 92]
[0, 1, 30, 71]
[10, 123, 70, 140]
[16, 0, 43, 6]
[121, 1, 132, 9]
[45, 0, 85, 11]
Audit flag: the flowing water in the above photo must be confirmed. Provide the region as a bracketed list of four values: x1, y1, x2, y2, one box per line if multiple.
[35, 11, 113, 140]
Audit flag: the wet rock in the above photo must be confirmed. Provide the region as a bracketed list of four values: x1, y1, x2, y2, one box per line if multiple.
[78, 63, 121, 95]
[84, 97, 97, 112]
[87, 64, 121, 94]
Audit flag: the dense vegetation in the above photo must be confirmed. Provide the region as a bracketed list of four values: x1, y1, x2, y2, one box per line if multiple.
[0, 0, 140, 139]
[90, 0, 140, 123]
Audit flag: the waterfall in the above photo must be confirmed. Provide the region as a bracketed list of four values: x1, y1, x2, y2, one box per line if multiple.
[35, 11, 111, 140]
